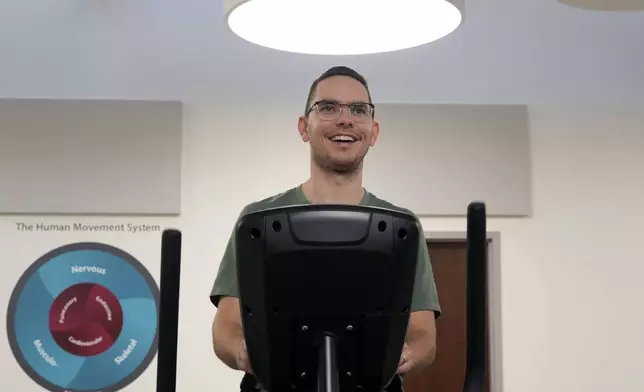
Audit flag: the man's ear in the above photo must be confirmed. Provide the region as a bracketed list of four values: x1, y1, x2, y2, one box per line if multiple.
[369, 120, 380, 147]
[298, 116, 310, 142]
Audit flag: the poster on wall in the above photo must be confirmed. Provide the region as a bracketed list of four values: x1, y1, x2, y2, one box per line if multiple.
[6, 240, 160, 392]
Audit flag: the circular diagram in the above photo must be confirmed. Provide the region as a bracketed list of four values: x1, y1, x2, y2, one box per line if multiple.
[6, 242, 160, 392]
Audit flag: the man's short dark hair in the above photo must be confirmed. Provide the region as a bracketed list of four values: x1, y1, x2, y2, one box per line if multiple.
[304, 66, 373, 115]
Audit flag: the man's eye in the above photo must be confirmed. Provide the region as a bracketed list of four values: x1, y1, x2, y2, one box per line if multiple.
[319, 104, 336, 112]
[352, 105, 368, 114]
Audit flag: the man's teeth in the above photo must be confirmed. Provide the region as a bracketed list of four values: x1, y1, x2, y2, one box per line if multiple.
[330, 135, 356, 142]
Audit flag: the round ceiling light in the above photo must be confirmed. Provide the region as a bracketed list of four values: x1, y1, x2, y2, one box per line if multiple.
[223, 0, 465, 55]
[557, 0, 644, 11]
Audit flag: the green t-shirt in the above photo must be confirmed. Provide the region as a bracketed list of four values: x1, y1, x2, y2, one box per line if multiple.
[210, 185, 441, 317]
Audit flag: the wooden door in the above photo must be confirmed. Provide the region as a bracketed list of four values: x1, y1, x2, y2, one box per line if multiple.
[403, 241, 490, 392]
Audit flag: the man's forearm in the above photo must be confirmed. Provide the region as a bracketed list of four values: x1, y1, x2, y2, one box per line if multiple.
[406, 327, 436, 370]
[403, 310, 437, 374]
[212, 318, 244, 370]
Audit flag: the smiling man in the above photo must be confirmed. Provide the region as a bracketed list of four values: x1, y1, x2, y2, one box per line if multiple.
[210, 66, 442, 392]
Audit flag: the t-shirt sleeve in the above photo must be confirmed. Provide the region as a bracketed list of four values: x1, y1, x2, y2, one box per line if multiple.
[209, 226, 239, 308]
[409, 219, 442, 318]
[210, 204, 260, 307]
[211, 203, 264, 307]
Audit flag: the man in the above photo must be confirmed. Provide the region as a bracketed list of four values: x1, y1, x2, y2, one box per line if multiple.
[210, 66, 441, 391]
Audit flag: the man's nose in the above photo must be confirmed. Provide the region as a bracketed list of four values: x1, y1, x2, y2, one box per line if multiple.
[335, 108, 355, 127]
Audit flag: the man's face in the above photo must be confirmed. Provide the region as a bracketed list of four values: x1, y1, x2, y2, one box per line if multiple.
[298, 76, 380, 174]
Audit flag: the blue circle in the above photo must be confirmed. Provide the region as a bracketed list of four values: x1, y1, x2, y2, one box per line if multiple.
[6, 242, 160, 392]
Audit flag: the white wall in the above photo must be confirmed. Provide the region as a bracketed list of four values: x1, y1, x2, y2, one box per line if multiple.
[1, 102, 642, 392]
[426, 104, 644, 392]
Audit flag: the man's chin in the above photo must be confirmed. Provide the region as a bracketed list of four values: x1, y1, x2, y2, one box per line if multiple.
[322, 159, 362, 174]
[312, 149, 367, 174]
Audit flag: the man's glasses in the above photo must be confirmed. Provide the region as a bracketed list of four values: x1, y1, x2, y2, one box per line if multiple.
[307, 100, 375, 122]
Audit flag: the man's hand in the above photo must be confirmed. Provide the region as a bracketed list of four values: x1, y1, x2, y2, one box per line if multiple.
[235, 340, 253, 375]
[396, 343, 413, 375]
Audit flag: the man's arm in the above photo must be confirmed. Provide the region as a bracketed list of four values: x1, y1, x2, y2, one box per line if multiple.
[397, 218, 441, 375]
[212, 296, 247, 371]
[398, 310, 437, 375]
[210, 221, 250, 372]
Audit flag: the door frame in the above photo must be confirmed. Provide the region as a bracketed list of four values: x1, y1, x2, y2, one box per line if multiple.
[425, 230, 503, 392]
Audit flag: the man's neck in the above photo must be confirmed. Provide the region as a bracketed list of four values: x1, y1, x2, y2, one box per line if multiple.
[302, 164, 365, 205]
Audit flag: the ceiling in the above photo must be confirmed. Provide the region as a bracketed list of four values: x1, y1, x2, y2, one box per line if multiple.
[0, 0, 642, 104]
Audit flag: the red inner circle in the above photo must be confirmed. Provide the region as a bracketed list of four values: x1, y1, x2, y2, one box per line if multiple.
[48, 283, 124, 357]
